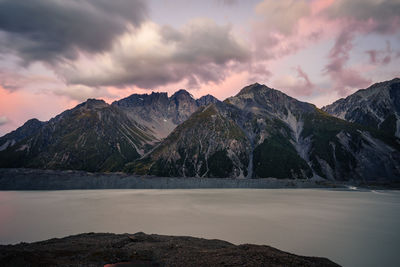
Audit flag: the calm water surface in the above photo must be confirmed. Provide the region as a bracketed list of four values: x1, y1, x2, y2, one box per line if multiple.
[0, 189, 399, 267]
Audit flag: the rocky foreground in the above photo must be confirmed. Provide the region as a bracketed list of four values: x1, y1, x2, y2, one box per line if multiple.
[0, 232, 340, 267]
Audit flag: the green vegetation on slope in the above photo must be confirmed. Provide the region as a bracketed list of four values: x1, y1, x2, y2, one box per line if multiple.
[0, 105, 146, 172]
[301, 109, 359, 179]
[127, 104, 249, 178]
[380, 113, 397, 136]
[253, 133, 312, 179]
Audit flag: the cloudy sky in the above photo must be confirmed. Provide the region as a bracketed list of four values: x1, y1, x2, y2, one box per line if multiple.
[0, 0, 399, 135]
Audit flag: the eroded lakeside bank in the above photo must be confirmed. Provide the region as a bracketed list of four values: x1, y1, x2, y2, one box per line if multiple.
[1, 168, 397, 190]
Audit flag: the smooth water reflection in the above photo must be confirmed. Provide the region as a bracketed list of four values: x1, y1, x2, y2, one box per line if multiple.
[0, 189, 399, 267]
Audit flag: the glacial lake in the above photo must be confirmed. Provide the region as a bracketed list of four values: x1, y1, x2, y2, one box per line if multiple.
[0, 189, 399, 267]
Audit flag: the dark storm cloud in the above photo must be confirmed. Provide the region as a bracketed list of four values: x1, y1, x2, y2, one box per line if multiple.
[325, 0, 400, 34]
[0, 0, 147, 63]
[62, 20, 251, 89]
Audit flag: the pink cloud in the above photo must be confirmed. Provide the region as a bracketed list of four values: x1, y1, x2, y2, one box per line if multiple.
[272, 66, 316, 98]
[311, 0, 335, 15]
[366, 50, 378, 64]
[0, 115, 9, 126]
[295, 66, 315, 95]
[366, 41, 393, 65]
[320, 4, 400, 96]
[323, 28, 371, 96]
[251, 0, 400, 99]
[0, 86, 77, 136]
[192, 70, 250, 100]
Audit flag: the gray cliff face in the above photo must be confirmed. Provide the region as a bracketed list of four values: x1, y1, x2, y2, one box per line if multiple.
[196, 94, 220, 106]
[133, 83, 400, 181]
[112, 89, 219, 139]
[227, 83, 316, 116]
[323, 78, 400, 138]
[168, 89, 199, 125]
[129, 103, 251, 178]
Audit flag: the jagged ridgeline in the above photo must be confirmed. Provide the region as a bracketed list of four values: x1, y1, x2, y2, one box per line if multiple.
[130, 83, 400, 180]
[323, 78, 400, 138]
[0, 91, 218, 172]
[1, 80, 400, 181]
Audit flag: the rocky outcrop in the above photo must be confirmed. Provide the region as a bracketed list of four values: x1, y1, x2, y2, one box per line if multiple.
[323, 78, 400, 138]
[128, 103, 251, 178]
[0, 232, 340, 267]
[112, 89, 219, 139]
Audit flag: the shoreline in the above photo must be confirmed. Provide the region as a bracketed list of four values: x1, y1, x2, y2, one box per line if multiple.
[0, 168, 398, 190]
[0, 168, 341, 190]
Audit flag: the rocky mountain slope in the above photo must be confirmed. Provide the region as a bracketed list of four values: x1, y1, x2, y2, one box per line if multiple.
[1, 80, 399, 181]
[0, 91, 218, 172]
[0, 99, 157, 172]
[0, 232, 339, 266]
[112, 89, 219, 139]
[0, 118, 44, 152]
[132, 83, 400, 181]
[323, 78, 400, 138]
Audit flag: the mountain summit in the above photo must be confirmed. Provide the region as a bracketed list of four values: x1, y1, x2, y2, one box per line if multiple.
[112, 90, 219, 139]
[323, 78, 400, 138]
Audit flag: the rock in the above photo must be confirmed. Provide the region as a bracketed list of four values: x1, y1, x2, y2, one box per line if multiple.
[323, 78, 400, 138]
[0, 232, 340, 267]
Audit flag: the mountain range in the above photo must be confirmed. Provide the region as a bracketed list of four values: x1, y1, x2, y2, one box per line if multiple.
[1, 78, 399, 181]
[323, 78, 400, 138]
